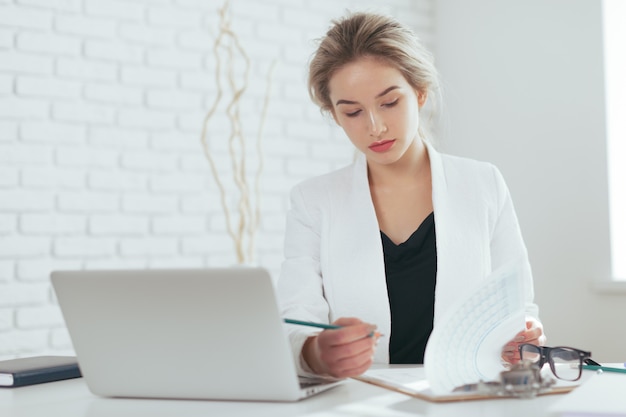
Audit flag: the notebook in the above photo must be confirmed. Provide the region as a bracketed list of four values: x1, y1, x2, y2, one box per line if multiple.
[51, 267, 341, 401]
[0, 356, 81, 387]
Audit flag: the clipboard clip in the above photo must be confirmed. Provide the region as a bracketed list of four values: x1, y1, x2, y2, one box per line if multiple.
[498, 360, 555, 398]
[457, 360, 555, 399]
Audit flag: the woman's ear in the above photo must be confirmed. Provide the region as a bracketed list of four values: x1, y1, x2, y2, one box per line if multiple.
[418, 91, 428, 108]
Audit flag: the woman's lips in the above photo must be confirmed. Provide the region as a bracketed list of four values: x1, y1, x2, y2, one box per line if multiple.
[369, 139, 395, 153]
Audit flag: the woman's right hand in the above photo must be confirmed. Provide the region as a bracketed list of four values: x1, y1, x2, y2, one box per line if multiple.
[302, 317, 379, 379]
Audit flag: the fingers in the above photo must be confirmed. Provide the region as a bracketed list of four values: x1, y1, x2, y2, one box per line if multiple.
[525, 318, 547, 345]
[521, 321, 543, 343]
[318, 335, 376, 378]
[322, 318, 378, 345]
[308, 317, 380, 379]
[502, 341, 522, 364]
[332, 317, 365, 327]
[501, 319, 546, 364]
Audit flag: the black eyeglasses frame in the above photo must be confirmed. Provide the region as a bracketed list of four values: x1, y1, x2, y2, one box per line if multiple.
[518, 344, 592, 381]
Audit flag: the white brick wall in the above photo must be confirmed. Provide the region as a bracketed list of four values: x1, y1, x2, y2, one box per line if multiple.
[0, 0, 434, 359]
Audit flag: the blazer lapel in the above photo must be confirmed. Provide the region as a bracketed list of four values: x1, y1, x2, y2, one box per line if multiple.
[323, 153, 391, 363]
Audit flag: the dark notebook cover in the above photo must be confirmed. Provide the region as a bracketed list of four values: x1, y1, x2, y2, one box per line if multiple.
[0, 356, 82, 387]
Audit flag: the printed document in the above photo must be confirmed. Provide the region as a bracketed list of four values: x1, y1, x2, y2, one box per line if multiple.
[423, 260, 526, 394]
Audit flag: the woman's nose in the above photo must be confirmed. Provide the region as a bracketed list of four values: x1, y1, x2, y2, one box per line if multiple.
[368, 111, 387, 137]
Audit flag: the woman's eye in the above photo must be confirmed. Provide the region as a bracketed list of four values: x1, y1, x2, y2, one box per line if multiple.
[383, 99, 399, 108]
[345, 110, 361, 117]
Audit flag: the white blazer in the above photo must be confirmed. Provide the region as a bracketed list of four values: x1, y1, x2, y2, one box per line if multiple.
[277, 142, 539, 375]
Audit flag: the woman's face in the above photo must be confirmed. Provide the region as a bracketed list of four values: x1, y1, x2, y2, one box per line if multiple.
[328, 57, 426, 167]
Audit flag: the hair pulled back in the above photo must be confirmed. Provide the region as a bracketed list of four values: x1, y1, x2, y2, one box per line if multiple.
[308, 12, 440, 138]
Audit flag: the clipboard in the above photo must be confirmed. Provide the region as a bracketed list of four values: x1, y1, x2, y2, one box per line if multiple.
[353, 366, 582, 403]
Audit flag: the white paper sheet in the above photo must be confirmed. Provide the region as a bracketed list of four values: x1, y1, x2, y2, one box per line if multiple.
[423, 260, 526, 394]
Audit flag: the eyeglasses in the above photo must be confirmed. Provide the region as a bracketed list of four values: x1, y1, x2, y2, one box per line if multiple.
[518, 344, 592, 381]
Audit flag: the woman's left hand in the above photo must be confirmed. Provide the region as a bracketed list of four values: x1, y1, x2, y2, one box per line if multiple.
[501, 318, 546, 364]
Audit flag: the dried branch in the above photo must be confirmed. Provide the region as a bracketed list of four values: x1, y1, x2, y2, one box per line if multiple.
[200, 0, 274, 264]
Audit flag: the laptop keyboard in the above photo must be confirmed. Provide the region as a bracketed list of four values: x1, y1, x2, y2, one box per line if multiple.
[298, 377, 333, 388]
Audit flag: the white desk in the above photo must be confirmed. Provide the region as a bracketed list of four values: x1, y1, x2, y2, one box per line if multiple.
[0, 370, 570, 417]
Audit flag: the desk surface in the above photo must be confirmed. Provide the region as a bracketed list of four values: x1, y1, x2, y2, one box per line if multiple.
[0, 367, 572, 417]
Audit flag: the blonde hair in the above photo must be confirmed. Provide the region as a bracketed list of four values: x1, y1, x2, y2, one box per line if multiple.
[308, 12, 440, 139]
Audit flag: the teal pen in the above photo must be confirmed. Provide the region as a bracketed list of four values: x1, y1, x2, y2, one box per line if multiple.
[283, 318, 382, 337]
[582, 365, 626, 374]
[283, 318, 341, 330]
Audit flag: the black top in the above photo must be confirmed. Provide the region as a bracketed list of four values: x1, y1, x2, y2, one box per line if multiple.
[381, 211, 437, 364]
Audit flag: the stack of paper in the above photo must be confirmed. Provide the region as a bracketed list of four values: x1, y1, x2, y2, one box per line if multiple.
[423, 261, 526, 394]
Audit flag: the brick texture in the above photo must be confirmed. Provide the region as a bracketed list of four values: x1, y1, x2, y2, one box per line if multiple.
[0, 0, 435, 358]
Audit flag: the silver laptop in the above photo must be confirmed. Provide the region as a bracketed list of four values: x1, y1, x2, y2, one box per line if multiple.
[51, 267, 341, 401]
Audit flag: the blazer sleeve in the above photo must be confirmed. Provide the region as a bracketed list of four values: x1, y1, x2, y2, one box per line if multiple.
[488, 165, 540, 320]
[276, 183, 335, 378]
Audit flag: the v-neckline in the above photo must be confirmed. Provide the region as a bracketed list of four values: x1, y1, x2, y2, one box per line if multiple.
[380, 211, 435, 248]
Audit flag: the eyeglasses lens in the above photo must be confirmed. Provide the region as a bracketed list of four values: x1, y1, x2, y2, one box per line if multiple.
[549, 348, 581, 381]
[520, 344, 542, 364]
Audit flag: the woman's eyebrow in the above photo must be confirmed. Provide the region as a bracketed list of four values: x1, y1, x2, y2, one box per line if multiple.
[335, 85, 401, 106]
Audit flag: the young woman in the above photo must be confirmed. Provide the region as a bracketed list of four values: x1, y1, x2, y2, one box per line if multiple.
[277, 12, 545, 379]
